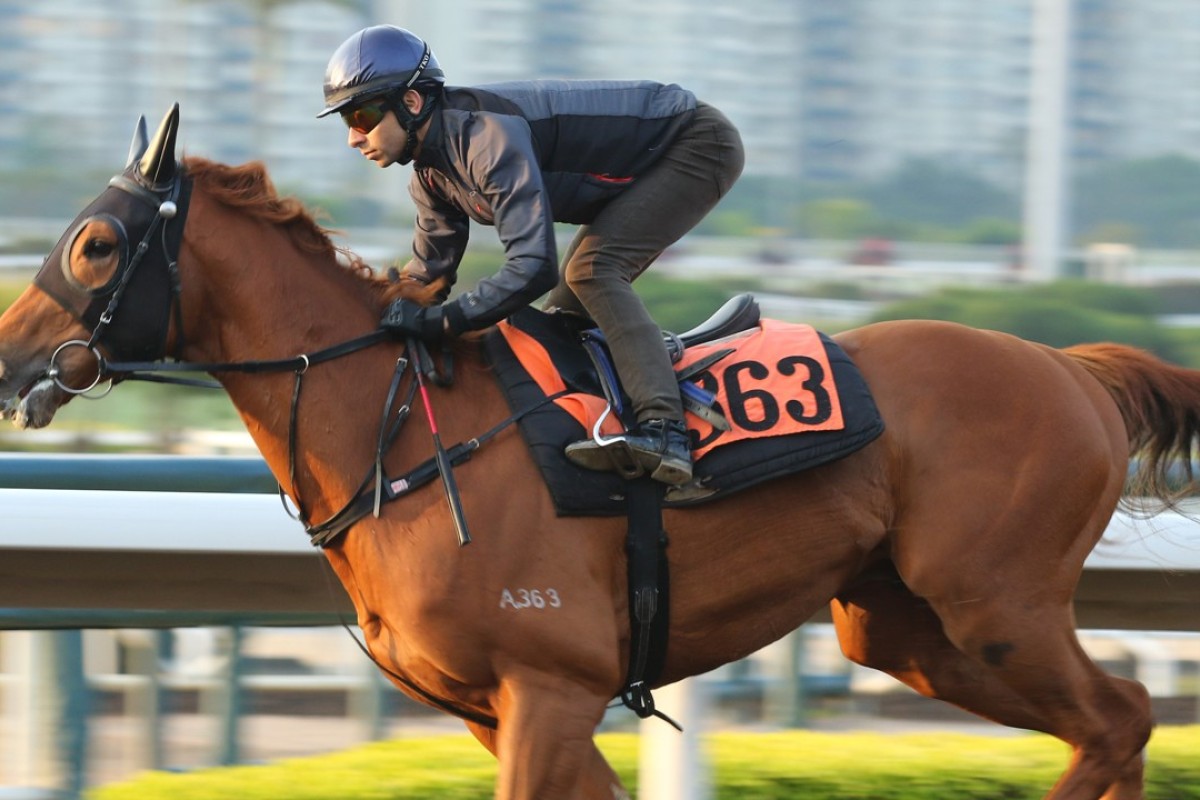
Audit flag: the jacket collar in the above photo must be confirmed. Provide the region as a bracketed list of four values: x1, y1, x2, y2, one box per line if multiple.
[413, 107, 450, 173]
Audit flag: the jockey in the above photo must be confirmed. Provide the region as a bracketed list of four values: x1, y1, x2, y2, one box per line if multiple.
[319, 24, 744, 486]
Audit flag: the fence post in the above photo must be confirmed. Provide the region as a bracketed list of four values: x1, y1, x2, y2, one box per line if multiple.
[765, 630, 808, 728]
[53, 630, 88, 800]
[1, 631, 59, 796]
[121, 630, 166, 771]
[216, 626, 245, 766]
[637, 679, 710, 800]
[349, 662, 386, 741]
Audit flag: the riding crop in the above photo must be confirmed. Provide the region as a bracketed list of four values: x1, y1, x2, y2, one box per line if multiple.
[410, 339, 472, 547]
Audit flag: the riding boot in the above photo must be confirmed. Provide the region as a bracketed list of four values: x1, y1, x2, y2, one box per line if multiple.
[627, 418, 693, 485]
[566, 418, 693, 486]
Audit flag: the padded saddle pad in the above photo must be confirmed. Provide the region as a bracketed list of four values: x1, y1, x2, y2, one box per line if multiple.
[483, 307, 885, 516]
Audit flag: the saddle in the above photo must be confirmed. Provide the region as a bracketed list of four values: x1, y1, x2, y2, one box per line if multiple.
[482, 295, 886, 516]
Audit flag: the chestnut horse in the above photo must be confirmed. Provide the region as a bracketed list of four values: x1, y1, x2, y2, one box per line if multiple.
[0, 106, 1195, 800]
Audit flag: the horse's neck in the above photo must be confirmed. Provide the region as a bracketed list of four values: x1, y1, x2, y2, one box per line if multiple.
[180, 201, 507, 524]
[185, 232, 390, 516]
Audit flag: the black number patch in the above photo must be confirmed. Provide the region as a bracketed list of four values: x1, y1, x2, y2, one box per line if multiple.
[691, 356, 833, 449]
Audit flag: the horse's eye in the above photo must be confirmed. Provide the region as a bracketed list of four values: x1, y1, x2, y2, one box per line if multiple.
[82, 238, 116, 259]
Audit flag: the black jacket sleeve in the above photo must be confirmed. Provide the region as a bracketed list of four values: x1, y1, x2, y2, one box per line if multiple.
[440, 112, 559, 333]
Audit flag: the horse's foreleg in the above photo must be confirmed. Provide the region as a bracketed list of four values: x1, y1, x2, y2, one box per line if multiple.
[1099, 753, 1145, 800]
[465, 719, 629, 800]
[489, 672, 627, 800]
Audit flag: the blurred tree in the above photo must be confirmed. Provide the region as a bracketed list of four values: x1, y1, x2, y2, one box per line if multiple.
[1073, 155, 1200, 248]
[956, 217, 1021, 246]
[702, 208, 760, 237]
[1147, 282, 1200, 314]
[635, 273, 732, 332]
[795, 198, 877, 240]
[301, 193, 387, 229]
[864, 159, 1018, 227]
[1033, 280, 1160, 317]
[870, 281, 1185, 364]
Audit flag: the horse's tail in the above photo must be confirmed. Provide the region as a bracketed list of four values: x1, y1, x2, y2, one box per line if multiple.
[1065, 342, 1200, 502]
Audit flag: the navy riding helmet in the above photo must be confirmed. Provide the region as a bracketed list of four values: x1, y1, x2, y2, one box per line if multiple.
[318, 25, 445, 118]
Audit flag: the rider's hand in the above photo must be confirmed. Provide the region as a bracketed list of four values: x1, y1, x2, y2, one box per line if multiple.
[380, 298, 446, 342]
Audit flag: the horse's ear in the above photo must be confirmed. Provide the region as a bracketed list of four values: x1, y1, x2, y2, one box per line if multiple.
[138, 102, 180, 186]
[125, 115, 148, 169]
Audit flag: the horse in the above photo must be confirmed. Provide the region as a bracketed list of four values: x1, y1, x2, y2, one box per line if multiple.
[0, 104, 1194, 800]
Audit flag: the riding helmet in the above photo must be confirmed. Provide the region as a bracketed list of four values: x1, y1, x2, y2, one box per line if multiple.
[318, 25, 445, 118]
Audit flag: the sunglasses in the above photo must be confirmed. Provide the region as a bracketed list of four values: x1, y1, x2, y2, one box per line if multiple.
[341, 99, 389, 134]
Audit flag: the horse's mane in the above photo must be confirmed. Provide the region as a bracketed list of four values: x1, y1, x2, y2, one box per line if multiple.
[181, 156, 445, 306]
[182, 156, 371, 272]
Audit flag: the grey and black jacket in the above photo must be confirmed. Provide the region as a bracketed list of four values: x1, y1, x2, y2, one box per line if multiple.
[404, 80, 697, 334]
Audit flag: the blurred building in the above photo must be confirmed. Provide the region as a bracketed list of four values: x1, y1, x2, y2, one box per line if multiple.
[400, 0, 803, 180]
[0, 0, 1197, 219]
[796, 0, 1033, 190]
[1070, 0, 1200, 173]
[0, 1, 364, 198]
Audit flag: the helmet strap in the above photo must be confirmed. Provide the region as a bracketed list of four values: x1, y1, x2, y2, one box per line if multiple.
[387, 91, 438, 166]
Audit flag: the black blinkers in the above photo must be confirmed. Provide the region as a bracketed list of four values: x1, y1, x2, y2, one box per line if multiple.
[33, 165, 192, 362]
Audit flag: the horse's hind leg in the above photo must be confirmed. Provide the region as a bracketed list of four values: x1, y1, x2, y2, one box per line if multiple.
[924, 588, 1150, 800]
[834, 561, 1151, 800]
[903, 559, 1149, 797]
[833, 562, 1052, 730]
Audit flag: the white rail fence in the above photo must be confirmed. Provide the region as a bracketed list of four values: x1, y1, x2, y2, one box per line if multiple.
[0, 456, 1197, 799]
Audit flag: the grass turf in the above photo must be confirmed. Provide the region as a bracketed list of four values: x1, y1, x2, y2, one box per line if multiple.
[89, 726, 1200, 799]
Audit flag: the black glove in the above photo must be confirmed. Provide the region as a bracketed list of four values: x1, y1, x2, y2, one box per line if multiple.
[380, 298, 446, 342]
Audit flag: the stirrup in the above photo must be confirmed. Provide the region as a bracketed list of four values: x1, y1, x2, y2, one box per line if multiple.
[564, 404, 645, 478]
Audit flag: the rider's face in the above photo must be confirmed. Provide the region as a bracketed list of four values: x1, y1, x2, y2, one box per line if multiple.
[344, 90, 424, 168]
[346, 107, 408, 168]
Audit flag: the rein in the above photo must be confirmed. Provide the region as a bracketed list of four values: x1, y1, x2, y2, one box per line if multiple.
[99, 329, 400, 533]
[305, 384, 570, 546]
[102, 330, 394, 529]
[98, 331, 567, 546]
[98, 330, 391, 385]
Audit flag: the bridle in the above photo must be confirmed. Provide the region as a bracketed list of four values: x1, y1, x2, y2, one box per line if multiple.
[31, 161, 391, 389]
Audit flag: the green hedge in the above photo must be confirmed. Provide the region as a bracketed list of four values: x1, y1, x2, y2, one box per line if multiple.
[90, 726, 1200, 800]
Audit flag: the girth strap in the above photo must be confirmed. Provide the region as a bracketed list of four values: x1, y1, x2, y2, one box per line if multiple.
[619, 477, 679, 730]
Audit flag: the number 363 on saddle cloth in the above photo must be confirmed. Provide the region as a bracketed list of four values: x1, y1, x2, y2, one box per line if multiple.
[483, 309, 886, 515]
[666, 319, 848, 458]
